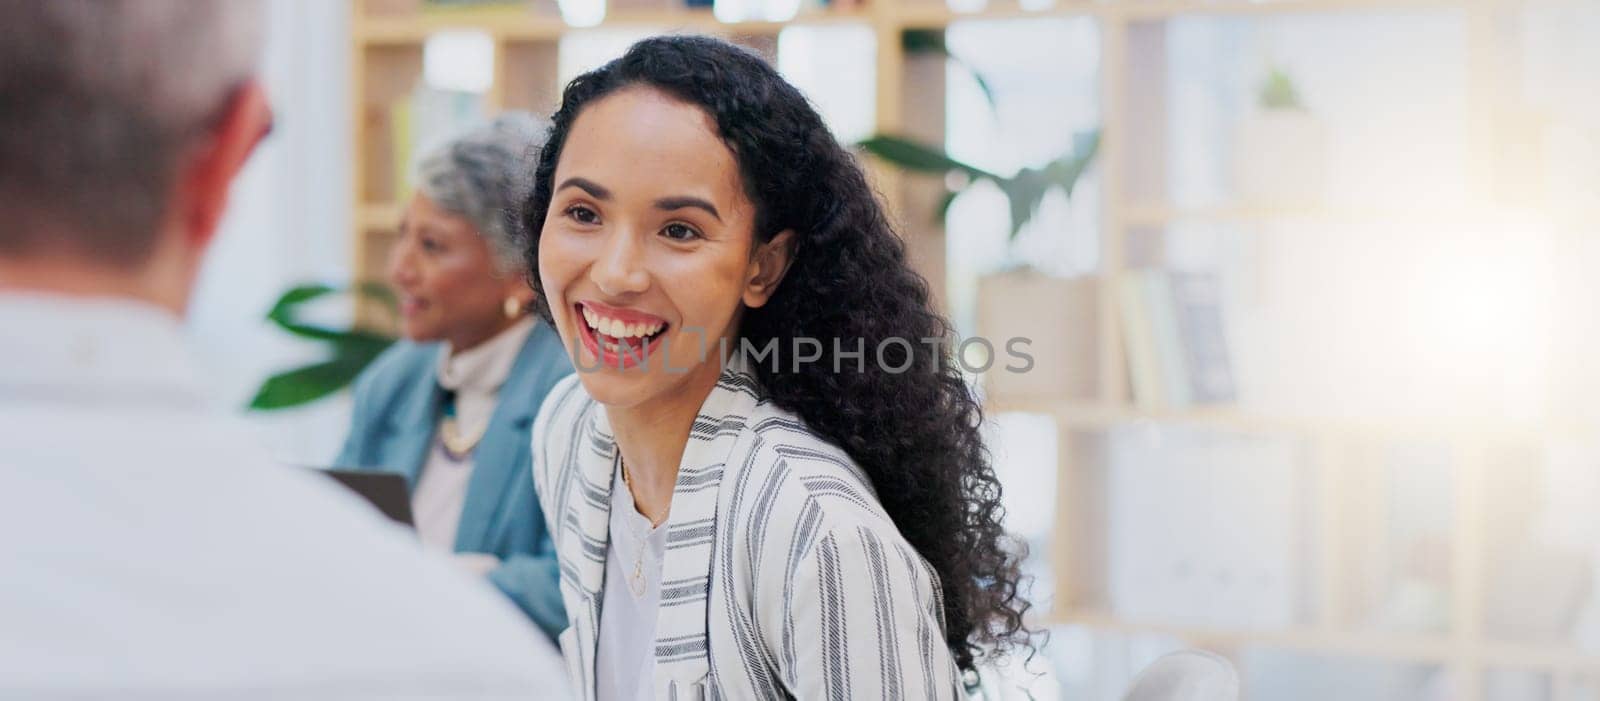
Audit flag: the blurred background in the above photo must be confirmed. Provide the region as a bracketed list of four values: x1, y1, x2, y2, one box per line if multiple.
[204, 0, 1600, 698]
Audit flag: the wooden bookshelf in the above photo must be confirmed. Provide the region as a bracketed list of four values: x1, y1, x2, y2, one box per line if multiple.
[350, 0, 1588, 697]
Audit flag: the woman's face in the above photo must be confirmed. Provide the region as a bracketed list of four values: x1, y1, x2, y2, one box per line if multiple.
[538, 86, 791, 410]
[388, 192, 531, 349]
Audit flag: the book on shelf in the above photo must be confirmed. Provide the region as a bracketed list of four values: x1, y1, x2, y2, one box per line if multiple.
[1116, 274, 1163, 408]
[1116, 269, 1237, 409]
[388, 85, 488, 204]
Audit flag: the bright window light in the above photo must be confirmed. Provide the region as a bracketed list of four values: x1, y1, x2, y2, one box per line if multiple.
[558, 0, 606, 30]
[559, 28, 655, 86]
[423, 31, 494, 94]
[777, 26, 876, 144]
[712, 0, 754, 24]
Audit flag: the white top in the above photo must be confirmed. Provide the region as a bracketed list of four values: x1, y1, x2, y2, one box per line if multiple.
[411, 316, 535, 552]
[0, 293, 569, 700]
[594, 462, 667, 701]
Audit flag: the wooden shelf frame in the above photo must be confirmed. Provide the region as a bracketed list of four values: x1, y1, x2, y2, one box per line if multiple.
[358, 6, 875, 44]
[350, 1, 1591, 697]
[1052, 609, 1600, 675]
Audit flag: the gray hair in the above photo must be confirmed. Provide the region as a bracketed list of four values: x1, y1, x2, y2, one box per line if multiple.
[416, 112, 549, 274]
[0, 0, 263, 265]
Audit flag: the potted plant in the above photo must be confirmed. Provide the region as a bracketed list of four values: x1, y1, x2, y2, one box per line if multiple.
[859, 125, 1101, 402]
[1232, 65, 1328, 207]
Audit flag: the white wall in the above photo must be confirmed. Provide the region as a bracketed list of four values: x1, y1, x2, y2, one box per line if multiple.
[186, 0, 355, 466]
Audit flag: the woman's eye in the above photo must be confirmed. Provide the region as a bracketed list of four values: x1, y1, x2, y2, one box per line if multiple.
[565, 205, 599, 225]
[662, 223, 701, 241]
[420, 237, 443, 252]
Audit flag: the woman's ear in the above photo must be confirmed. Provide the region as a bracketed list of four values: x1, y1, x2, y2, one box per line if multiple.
[743, 230, 796, 309]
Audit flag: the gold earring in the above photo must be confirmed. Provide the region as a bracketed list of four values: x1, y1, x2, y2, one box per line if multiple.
[503, 297, 522, 319]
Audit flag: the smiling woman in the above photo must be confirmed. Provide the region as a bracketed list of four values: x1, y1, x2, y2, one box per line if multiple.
[524, 35, 1031, 700]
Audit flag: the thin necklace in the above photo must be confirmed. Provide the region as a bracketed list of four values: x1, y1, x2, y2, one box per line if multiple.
[619, 457, 649, 598]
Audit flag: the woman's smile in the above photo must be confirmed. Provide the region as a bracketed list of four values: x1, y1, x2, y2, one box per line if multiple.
[574, 300, 671, 369]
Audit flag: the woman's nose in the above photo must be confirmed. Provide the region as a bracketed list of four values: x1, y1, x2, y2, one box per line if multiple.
[590, 230, 649, 297]
[387, 239, 418, 287]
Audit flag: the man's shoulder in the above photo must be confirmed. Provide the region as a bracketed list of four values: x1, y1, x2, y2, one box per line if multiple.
[0, 407, 563, 697]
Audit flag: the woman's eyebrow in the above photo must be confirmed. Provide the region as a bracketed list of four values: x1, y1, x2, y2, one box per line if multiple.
[557, 177, 611, 199]
[654, 196, 721, 222]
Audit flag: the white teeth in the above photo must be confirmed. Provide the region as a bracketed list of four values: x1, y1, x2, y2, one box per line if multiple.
[582, 306, 665, 338]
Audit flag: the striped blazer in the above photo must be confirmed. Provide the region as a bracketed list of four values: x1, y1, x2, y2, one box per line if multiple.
[532, 358, 963, 700]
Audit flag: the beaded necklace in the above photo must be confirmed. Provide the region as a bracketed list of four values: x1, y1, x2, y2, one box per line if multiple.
[436, 390, 486, 461]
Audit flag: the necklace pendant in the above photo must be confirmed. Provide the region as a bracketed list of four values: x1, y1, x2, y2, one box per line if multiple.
[438, 417, 484, 460]
[630, 560, 646, 597]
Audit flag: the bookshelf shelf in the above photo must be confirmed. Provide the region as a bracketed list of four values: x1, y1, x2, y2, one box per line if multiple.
[892, 0, 1102, 27]
[1053, 610, 1600, 674]
[985, 399, 1560, 443]
[1118, 202, 1508, 227]
[892, 0, 1471, 26]
[358, 203, 403, 231]
[358, 0, 1490, 45]
[359, 12, 562, 43]
[358, 6, 875, 44]
[1110, 0, 1470, 19]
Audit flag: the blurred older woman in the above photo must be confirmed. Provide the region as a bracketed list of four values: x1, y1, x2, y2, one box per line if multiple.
[335, 112, 571, 640]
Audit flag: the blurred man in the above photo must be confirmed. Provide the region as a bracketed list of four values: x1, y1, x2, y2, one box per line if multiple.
[0, 2, 567, 698]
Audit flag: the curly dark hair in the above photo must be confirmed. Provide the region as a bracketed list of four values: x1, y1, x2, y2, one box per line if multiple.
[520, 34, 1031, 672]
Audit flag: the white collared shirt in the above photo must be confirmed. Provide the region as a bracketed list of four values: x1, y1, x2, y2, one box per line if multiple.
[0, 293, 568, 700]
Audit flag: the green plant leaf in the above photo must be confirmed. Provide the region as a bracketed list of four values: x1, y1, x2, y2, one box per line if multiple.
[249, 359, 359, 410]
[353, 280, 398, 309]
[247, 336, 393, 411]
[266, 283, 338, 321]
[250, 281, 400, 411]
[999, 166, 1048, 240]
[968, 71, 1000, 114]
[1074, 129, 1101, 157]
[1043, 129, 1100, 197]
[902, 30, 998, 112]
[858, 135, 996, 180]
[901, 29, 946, 54]
[936, 189, 961, 221]
[863, 127, 1100, 245]
[1259, 67, 1305, 111]
[328, 332, 395, 361]
[266, 282, 397, 342]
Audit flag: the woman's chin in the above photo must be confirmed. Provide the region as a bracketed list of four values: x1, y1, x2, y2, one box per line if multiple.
[398, 323, 437, 343]
[574, 370, 659, 409]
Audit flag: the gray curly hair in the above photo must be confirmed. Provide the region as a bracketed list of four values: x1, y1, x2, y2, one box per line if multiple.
[415, 111, 548, 273]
